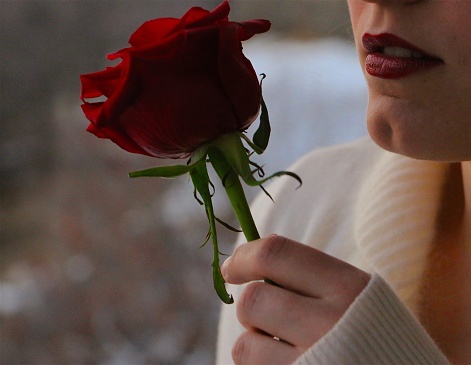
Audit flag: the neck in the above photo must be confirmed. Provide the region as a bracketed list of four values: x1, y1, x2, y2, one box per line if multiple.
[420, 161, 471, 364]
[460, 161, 471, 240]
[435, 161, 471, 241]
[434, 163, 464, 238]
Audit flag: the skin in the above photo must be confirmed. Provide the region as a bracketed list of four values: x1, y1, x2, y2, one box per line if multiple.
[223, 0, 471, 364]
[349, 0, 471, 162]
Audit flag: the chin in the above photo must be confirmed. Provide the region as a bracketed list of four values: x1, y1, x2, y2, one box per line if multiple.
[366, 110, 450, 162]
[365, 95, 468, 162]
[368, 121, 471, 162]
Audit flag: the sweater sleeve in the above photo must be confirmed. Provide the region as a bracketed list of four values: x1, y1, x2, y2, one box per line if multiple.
[293, 273, 449, 365]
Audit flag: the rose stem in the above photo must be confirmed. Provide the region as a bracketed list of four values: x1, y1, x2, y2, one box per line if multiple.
[207, 147, 260, 242]
[208, 147, 280, 288]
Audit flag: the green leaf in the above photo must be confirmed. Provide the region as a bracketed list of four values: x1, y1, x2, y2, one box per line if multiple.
[252, 74, 271, 154]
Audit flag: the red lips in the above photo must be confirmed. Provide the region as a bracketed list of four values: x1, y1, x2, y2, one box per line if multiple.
[362, 33, 444, 79]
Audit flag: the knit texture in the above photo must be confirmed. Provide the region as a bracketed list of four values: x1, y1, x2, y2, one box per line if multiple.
[293, 273, 449, 365]
[354, 150, 447, 312]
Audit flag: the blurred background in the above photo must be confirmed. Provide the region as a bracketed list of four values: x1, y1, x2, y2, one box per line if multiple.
[0, 1, 367, 364]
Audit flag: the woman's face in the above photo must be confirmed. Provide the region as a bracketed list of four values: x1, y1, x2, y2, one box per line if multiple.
[347, 0, 471, 161]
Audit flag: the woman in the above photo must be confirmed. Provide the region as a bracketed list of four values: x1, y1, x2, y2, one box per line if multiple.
[216, 0, 471, 364]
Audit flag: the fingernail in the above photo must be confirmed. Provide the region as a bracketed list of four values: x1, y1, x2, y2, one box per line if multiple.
[221, 256, 232, 280]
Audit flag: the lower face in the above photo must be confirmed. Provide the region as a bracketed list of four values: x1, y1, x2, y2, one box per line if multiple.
[347, 0, 471, 162]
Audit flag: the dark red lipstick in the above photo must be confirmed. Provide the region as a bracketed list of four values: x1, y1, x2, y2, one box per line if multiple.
[362, 33, 443, 79]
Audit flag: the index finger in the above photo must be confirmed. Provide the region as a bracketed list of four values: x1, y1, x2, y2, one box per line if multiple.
[221, 234, 369, 300]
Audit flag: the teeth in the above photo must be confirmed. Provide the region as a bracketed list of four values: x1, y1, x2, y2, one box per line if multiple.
[383, 46, 423, 58]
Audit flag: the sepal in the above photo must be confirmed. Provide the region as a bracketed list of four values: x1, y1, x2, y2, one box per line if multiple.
[211, 133, 302, 188]
[252, 73, 271, 153]
[190, 161, 233, 304]
[129, 164, 197, 178]
[129, 148, 207, 178]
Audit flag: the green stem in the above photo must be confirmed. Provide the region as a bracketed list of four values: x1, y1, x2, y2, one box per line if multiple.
[208, 146, 278, 288]
[208, 147, 260, 242]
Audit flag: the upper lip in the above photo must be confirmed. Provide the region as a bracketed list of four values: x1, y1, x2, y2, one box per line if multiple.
[362, 33, 442, 60]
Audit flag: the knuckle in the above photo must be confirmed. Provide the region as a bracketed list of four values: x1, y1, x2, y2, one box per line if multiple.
[329, 268, 371, 305]
[310, 303, 345, 338]
[254, 234, 288, 271]
[237, 282, 264, 324]
[232, 332, 252, 365]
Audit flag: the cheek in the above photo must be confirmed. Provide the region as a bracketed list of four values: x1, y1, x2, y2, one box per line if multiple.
[346, 0, 365, 41]
[346, 0, 368, 72]
[346, 0, 363, 25]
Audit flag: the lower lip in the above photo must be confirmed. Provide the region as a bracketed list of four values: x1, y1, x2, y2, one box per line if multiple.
[365, 53, 443, 79]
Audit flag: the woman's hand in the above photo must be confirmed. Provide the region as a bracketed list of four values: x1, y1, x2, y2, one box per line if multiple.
[221, 234, 371, 365]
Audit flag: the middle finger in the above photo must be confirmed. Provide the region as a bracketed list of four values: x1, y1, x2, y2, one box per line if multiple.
[237, 281, 339, 348]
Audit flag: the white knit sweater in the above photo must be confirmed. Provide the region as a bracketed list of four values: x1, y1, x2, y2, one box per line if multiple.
[216, 137, 450, 364]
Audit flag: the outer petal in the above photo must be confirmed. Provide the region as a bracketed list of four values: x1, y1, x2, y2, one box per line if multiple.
[80, 65, 122, 100]
[109, 31, 185, 61]
[112, 2, 230, 59]
[90, 54, 139, 127]
[81, 54, 142, 137]
[81, 102, 103, 124]
[86, 121, 152, 156]
[128, 2, 223, 48]
[186, 1, 230, 29]
[83, 102, 150, 156]
[237, 19, 272, 41]
[217, 21, 270, 129]
[114, 62, 239, 159]
[128, 17, 181, 47]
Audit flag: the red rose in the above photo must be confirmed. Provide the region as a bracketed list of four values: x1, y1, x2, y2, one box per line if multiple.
[80, 1, 271, 159]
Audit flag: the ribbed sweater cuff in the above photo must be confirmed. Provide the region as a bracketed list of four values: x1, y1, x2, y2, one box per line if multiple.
[293, 273, 449, 365]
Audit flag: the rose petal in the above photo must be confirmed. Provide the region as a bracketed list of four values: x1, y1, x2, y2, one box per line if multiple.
[86, 121, 151, 156]
[187, 1, 229, 29]
[128, 18, 181, 48]
[81, 102, 103, 124]
[238, 19, 272, 41]
[80, 1, 270, 159]
[217, 22, 264, 129]
[94, 54, 140, 127]
[80, 65, 122, 100]
[127, 1, 224, 49]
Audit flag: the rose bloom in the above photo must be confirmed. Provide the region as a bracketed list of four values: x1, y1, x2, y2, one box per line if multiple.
[80, 1, 271, 159]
